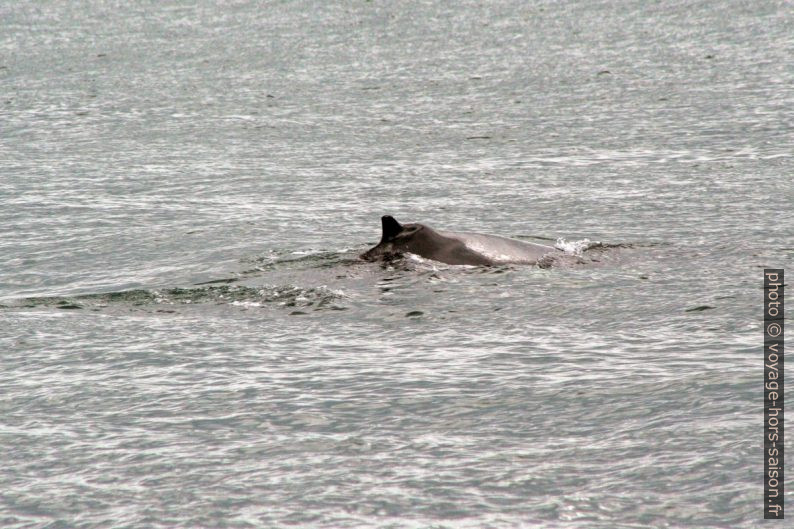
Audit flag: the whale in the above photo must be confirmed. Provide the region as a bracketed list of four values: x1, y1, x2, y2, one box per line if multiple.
[360, 215, 561, 266]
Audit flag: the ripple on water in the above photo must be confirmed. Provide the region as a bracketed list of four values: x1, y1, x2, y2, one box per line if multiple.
[7, 284, 348, 314]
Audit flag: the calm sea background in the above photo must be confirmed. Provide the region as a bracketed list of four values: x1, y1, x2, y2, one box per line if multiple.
[1, 1, 792, 528]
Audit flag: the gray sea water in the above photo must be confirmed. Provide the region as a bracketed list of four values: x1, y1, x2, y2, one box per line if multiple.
[1, 1, 793, 528]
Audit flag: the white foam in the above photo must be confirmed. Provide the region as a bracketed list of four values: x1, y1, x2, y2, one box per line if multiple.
[555, 238, 598, 257]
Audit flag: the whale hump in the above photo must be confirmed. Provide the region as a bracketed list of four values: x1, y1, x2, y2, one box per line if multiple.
[381, 215, 403, 241]
[361, 215, 562, 266]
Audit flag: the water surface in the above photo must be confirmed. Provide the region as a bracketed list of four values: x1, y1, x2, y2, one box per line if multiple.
[1, 1, 793, 527]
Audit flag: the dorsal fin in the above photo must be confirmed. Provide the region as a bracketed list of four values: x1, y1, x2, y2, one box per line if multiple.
[381, 215, 403, 241]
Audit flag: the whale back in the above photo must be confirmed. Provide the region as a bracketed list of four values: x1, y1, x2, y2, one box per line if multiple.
[361, 215, 559, 266]
[437, 231, 557, 264]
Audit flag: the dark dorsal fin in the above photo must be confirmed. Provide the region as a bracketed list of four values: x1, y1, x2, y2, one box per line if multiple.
[381, 215, 403, 241]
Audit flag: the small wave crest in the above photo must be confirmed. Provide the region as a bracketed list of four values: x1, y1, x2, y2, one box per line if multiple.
[9, 284, 347, 313]
[555, 237, 602, 256]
